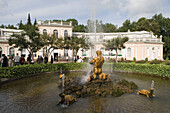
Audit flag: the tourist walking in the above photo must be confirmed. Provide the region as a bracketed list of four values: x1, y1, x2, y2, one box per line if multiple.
[51, 55, 53, 64]
[14, 53, 20, 66]
[20, 55, 25, 65]
[8, 55, 13, 66]
[1, 54, 8, 67]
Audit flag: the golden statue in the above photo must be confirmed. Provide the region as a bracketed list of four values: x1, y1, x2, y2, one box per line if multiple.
[137, 88, 155, 98]
[88, 50, 110, 82]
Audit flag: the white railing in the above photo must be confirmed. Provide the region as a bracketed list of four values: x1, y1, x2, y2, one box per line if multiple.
[128, 38, 162, 43]
[0, 36, 15, 42]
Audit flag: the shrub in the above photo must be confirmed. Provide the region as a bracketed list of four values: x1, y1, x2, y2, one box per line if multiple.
[150, 60, 162, 64]
[133, 57, 136, 62]
[113, 63, 170, 77]
[166, 57, 169, 61]
[136, 60, 146, 64]
[124, 60, 132, 63]
[145, 58, 148, 62]
[121, 57, 124, 62]
[165, 62, 170, 65]
[0, 63, 86, 78]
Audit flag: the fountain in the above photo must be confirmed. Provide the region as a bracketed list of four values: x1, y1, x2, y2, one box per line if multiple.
[57, 50, 138, 106]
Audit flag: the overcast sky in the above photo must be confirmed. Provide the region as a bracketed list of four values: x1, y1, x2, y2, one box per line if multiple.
[0, 0, 170, 27]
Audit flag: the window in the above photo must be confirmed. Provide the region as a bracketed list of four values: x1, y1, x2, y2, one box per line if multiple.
[43, 29, 47, 35]
[0, 47, 2, 57]
[53, 29, 58, 38]
[127, 47, 131, 57]
[9, 47, 15, 55]
[64, 30, 68, 38]
[158, 48, 160, 56]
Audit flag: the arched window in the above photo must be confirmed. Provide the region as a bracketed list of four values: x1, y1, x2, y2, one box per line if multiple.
[64, 30, 68, 38]
[158, 48, 160, 56]
[53, 29, 58, 38]
[0, 47, 2, 57]
[9, 47, 15, 55]
[127, 47, 131, 57]
[43, 29, 47, 35]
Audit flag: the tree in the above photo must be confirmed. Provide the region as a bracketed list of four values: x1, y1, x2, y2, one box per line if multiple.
[136, 18, 151, 31]
[18, 20, 25, 29]
[41, 34, 64, 57]
[104, 23, 116, 33]
[34, 18, 37, 26]
[27, 13, 32, 25]
[64, 36, 93, 60]
[8, 25, 44, 57]
[66, 18, 78, 26]
[103, 37, 129, 63]
[118, 19, 131, 32]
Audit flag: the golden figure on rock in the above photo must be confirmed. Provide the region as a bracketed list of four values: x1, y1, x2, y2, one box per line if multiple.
[137, 88, 155, 98]
[88, 50, 111, 82]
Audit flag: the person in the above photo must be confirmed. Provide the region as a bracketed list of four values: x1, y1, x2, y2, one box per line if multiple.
[14, 53, 20, 66]
[37, 55, 41, 64]
[74, 55, 77, 63]
[20, 55, 25, 65]
[30, 55, 34, 64]
[66, 56, 68, 62]
[1, 54, 8, 67]
[40, 56, 43, 64]
[27, 54, 31, 64]
[51, 55, 54, 64]
[8, 55, 13, 66]
[77, 57, 83, 63]
[44, 55, 48, 64]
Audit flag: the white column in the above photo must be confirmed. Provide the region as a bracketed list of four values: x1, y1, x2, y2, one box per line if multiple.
[5, 45, 8, 55]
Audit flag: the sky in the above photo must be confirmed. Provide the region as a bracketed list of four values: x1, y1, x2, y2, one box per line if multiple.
[0, 0, 170, 27]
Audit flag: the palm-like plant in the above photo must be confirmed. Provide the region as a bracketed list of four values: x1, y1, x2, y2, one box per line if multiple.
[103, 37, 129, 63]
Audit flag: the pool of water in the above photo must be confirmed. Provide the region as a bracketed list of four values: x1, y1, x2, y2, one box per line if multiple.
[0, 71, 170, 113]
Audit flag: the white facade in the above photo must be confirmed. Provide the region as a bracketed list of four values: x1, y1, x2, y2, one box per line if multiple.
[73, 31, 163, 61]
[0, 24, 164, 61]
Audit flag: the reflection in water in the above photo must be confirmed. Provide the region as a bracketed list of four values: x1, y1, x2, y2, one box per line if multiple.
[89, 99, 103, 113]
[0, 72, 170, 113]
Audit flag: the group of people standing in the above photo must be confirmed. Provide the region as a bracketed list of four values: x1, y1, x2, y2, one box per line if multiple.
[0, 53, 54, 67]
[0, 53, 25, 67]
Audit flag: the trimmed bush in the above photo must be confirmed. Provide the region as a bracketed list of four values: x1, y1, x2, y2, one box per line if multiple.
[121, 57, 124, 62]
[145, 58, 148, 62]
[113, 63, 170, 77]
[150, 60, 162, 64]
[165, 62, 170, 65]
[0, 63, 85, 78]
[133, 57, 136, 62]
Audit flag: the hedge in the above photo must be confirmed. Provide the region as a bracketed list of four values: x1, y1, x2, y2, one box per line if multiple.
[113, 63, 170, 77]
[0, 63, 85, 78]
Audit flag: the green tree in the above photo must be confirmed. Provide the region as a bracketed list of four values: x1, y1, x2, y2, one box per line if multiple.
[64, 36, 92, 60]
[136, 18, 151, 31]
[34, 18, 37, 26]
[118, 19, 131, 32]
[104, 23, 116, 33]
[27, 13, 32, 25]
[163, 36, 170, 59]
[18, 20, 25, 29]
[103, 37, 129, 63]
[8, 25, 44, 57]
[66, 18, 78, 26]
[41, 34, 64, 57]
